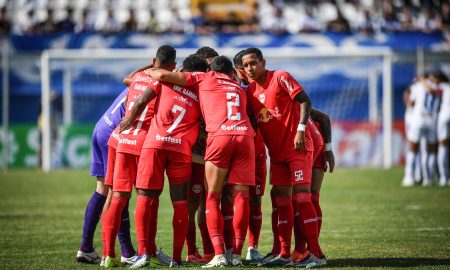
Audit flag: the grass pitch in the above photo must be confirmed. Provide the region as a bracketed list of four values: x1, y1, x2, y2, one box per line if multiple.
[0, 168, 449, 269]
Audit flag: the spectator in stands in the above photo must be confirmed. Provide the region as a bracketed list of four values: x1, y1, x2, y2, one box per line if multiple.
[57, 8, 76, 33]
[399, 5, 417, 31]
[191, 3, 211, 35]
[122, 9, 138, 32]
[240, 1, 260, 33]
[299, 6, 322, 33]
[101, 9, 121, 34]
[34, 9, 58, 35]
[13, 9, 36, 35]
[146, 10, 161, 34]
[356, 9, 376, 34]
[167, 7, 189, 34]
[261, 6, 288, 35]
[75, 10, 95, 33]
[439, 2, 450, 44]
[0, 7, 11, 37]
[380, 6, 402, 32]
[327, 8, 351, 33]
[416, 7, 440, 33]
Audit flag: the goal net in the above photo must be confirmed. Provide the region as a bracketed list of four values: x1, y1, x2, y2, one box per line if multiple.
[40, 48, 393, 171]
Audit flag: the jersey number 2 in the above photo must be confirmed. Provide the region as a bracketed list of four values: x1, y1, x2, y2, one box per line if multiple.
[227, 92, 241, 121]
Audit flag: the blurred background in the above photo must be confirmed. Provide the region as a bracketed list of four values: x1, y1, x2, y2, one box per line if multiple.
[0, 0, 449, 170]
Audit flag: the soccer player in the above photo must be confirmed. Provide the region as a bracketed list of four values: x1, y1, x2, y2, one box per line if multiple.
[185, 47, 219, 264]
[292, 111, 334, 264]
[406, 72, 441, 186]
[146, 55, 256, 268]
[119, 54, 208, 268]
[76, 87, 136, 265]
[241, 47, 325, 268]
[102, 45, 176, 268]
[437, 73, 450, 186]
[233, 50, 266, 264]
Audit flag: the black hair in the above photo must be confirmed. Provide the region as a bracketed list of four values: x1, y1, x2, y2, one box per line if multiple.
[182, 54, 208, 72]
[195, 47, 219, 60]
[242, 47, 264, 61]
[156, 45, 176, 66]
[210, 56, 233, 74]
[233, 50, 246, 69]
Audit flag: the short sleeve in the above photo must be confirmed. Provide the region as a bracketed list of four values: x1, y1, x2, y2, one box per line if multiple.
[277, 71, 304, 99]
[184, 72, 206, 86]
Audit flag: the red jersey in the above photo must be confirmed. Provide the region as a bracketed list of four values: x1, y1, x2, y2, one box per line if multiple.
[116, 71, 157, 155]
[247, 70, 313, 162]
[184, 71, 254, 137]
[308, 118, 323, 153]
[143, 78, 201, 157]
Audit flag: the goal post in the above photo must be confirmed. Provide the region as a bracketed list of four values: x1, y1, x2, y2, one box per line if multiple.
[40, 47, 393, 172]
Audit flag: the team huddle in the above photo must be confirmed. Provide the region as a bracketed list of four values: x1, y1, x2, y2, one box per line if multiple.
[402, 70, 450, 187]
[76, 45, 335, 268]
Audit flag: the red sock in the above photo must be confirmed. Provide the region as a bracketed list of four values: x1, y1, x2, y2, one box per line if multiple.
[232, 189, 249, 255]
[172, 200, 188, 263]
[294, 193, 323, 258]
[270, 190, 280, 255]
[186, 221, 197, 255]
[103, 196, 128, 257]
[248, 204, 262, 248]
[147, 197, 159, 255]
[199, 222, 214, 255]
[221, 201, 234, 251]
[293, 195, 307, 253]
[206, 191, 225, 255]
[311, 193, 322, 234]
[135, 195, 152, 256]
[275, 196, 293, 258]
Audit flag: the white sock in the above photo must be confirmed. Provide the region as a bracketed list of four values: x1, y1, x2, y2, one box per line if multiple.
[414, 152, 422, 182]
[404, 151, 416, 180]
[438, 144, 449, 183]
[421, 146, 430, 181]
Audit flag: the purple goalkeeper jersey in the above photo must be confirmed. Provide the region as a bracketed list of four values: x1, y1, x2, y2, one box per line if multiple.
[94, 87, 128, 141]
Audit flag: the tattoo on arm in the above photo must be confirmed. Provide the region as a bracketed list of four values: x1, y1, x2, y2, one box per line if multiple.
[294, 92, 311, 125]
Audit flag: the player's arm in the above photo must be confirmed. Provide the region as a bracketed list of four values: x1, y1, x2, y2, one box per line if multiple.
[119, 88, 156, 132]
[145, 68, 188, 86]
[123, 64, 154, 86]
[293, 91, 312, 152]
[310, 108, 334, 172]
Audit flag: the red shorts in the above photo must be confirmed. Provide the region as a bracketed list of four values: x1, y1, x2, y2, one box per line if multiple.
[313, 148, 326, 171]
[136, 148, 191, 190]
[104, 145, 117, 187]
[189, 162, 205, 197]
[112, 152, 139, 192]
[270, 151, 313, 186]
[205, 135, 255, 186]
[250, 150, 267, 196]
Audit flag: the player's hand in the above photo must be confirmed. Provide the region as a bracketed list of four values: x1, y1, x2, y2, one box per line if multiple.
[325, 150, 335, 173]
[294, 131, 306, 152]
[119, 116, 133, 133]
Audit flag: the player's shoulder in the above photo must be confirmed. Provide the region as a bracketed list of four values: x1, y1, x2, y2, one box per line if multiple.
[272, 69, 291, 78]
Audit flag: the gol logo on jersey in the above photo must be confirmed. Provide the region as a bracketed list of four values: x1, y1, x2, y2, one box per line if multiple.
[256, 107, 281, 123]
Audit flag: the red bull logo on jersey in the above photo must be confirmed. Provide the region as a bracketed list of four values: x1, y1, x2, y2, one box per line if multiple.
[256, 107, 281, 123]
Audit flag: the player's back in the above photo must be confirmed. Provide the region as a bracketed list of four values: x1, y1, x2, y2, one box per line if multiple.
[144, 79, 201, 156]
[410, 81, 440, 120]
[117, 71, 157, 155]
[94, 87, 127, 140]
[188, 71, 254, 137]
[439, 82, 450, 117]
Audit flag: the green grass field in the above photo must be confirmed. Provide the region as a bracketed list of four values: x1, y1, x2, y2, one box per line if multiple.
[0, 168, 449, 269]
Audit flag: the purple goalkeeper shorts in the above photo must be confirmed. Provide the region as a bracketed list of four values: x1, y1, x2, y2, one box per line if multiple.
[90, 128, 109, 177]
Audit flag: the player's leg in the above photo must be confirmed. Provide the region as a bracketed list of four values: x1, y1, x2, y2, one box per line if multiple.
[186, 163, 205, 262]
[422, 125, 438, 186]
[131, 148, 166, 268]
[246, 152, 266, 263]
[404, 140, 419, 186]
[198, 191, 215, 260]
[311, 169, 324, 233]
[166, 151, 192, 266]
[221, 185, 234, 258]
[437, 118, 449, 186]
[77, 132, 108, 264]
[103, 152, 137, 267]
